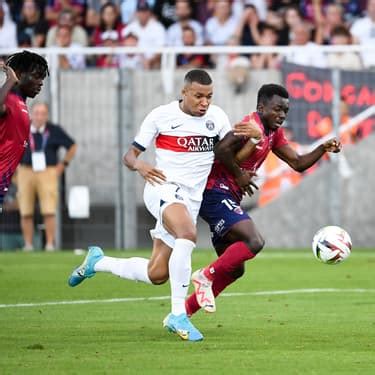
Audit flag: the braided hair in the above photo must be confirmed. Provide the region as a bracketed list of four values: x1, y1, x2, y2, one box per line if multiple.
[5, 50, 49, 77]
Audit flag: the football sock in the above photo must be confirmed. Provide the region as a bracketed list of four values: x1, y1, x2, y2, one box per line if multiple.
[203, 241, 255, 281]
[169, 238, 195, 316]
[94, 256, 152, 284]
[186, 270, 237, 316]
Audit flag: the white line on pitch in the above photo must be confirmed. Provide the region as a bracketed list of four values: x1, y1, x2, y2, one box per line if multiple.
[1, 288, 374, 309]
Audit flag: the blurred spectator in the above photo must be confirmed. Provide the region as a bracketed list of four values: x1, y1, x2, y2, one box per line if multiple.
[118, 32, 144, 69]
[122, 1, 165, 69]
[17, 0, 49, 47]
[92, 2, 124, 46]
[86, 0, 121, 29]
[166, 0, 203, 46]
[194, 0, 215, 25]
[176, 25, 205, 68]
[251, 23, 280, 69]
[225, 34, 250, 94]
[327, 25, 362, 70]
[205, 0, 238, 46]
[350, 0, 375, 69]
[205, 0, 239, 69]
[335, 0, 367, 23]
[46, 8, 89, 47]
[269, 0, 300, 13]
[0, 1, 17, 48]
[257, 126, 303, 207]
[243, 0, 268, 21]
[314, 3, 346, 45]
[45, 0, 86, 26]
[153, 0, 177, 28]
[17, 102, 77, 251]
[234, 4, 261, 47]
[120, 0, 154, 24]
[277, 5, 305, 45]
[262, 7, 286, 44]
[96, 35, 120, 67]
[286, 21, 327, 67]
[303, 0, 366, 24]
[17, 32, 33, 47]
[54, 25, 86, 69]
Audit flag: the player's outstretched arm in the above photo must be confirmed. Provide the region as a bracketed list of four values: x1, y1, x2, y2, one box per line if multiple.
[123, 145, 166, 185]
[0, 65, 19, 117]
[274, 137, 341, 172]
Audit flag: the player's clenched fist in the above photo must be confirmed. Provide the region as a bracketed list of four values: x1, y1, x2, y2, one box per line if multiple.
[323, 138, 341, 153]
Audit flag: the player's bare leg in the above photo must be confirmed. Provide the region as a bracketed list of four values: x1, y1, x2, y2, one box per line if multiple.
[187, 219, 264, 315]
[68, 240, 172, 287]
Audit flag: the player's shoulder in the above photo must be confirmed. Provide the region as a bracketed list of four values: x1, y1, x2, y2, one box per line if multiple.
[207, 104, 228, 117]
[147, 100, 178, 118]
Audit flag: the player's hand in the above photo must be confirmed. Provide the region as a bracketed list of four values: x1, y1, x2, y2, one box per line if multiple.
[134, 160, 166, 185]
[233, 118, 262, 141]
[323, 138, 341, 153]
[235, 171, 258, 196]
[2, 65, 19, 84]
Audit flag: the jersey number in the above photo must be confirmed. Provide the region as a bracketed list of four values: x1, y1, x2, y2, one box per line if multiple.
[221, 199, 239, 211]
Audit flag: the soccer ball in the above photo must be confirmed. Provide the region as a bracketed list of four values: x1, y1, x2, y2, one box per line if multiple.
[312, 226, 352, 264]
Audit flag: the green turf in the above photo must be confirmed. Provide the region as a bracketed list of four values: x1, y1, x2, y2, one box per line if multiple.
[0, 249, 374, 375]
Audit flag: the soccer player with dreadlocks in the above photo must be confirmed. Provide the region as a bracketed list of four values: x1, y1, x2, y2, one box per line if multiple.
[0, 50, 49, 211]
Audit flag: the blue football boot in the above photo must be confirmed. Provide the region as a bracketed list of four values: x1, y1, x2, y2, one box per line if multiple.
[68, 246, 104, 287]
[163, 313, 204, 342]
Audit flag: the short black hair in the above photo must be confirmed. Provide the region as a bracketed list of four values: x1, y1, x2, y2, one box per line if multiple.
[257, 84, 288, 105]
[184, 69, 212, 86]
[6, 50, 49, 77]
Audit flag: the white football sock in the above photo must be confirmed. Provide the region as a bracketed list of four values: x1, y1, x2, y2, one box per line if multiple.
[94, 256, 152, 284]
[168, 238, 195, 316]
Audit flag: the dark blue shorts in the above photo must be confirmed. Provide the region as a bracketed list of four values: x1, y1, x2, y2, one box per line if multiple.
[199, 189, 250, 247]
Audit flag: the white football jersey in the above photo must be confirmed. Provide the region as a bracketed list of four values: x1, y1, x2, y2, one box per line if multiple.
[133, 100, 231, 201]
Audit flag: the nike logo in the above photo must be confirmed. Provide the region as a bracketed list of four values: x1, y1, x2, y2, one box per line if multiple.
[182, 284, 189, 288]
[171, 124, 183, 129]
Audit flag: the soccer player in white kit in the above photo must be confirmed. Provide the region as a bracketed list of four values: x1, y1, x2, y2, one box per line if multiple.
[68, 69, 243, 341]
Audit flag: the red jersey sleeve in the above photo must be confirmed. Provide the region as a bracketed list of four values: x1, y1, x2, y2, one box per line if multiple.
[272, 127, 289, 150]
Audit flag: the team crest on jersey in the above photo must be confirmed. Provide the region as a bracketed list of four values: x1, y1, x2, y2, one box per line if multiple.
[234, 207, 243, 215]
[206, 120, 215, 130]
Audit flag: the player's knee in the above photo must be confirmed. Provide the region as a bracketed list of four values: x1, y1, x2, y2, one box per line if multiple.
[176, 228, 197, 243]
[231, 264, 245, 279]
[244, 235, 265, 254]
[148, 270, 169, 285]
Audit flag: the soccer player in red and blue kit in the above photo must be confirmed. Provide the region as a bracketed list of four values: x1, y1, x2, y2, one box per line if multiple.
[186, 84, 342, 315]
[0, 51, 49, 211]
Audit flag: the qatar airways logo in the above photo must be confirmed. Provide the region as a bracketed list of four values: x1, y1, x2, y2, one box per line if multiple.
[176, 136, 216, 152]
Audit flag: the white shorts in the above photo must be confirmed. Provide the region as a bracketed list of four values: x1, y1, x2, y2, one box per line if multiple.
[143, 182, 201, 248]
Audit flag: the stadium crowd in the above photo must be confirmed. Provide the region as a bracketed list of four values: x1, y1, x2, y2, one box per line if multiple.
[1, 0, 374, 70]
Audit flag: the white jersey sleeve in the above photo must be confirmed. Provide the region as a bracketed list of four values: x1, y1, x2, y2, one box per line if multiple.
[133, 108, 159, 151]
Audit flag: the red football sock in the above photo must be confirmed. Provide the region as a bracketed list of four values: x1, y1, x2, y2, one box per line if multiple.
[186, 242, 256, 317]
[204, 241, 255, 280]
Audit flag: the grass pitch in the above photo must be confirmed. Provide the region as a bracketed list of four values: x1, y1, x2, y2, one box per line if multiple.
[0, 249, 374, 375]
